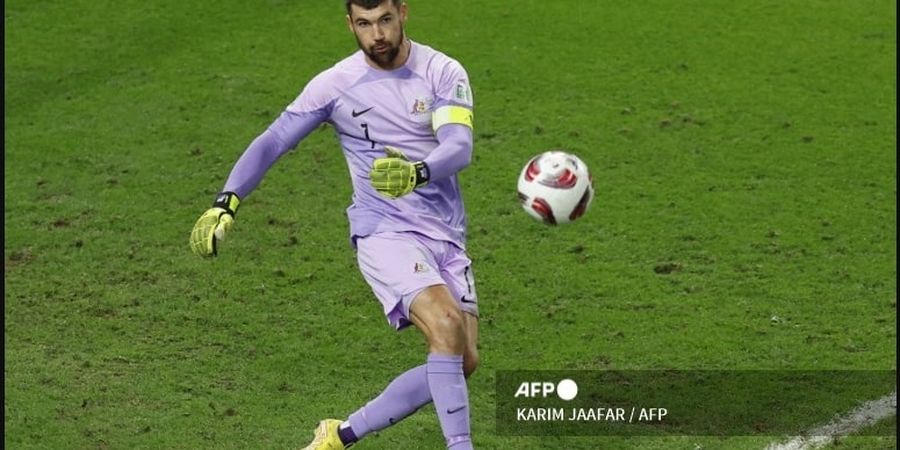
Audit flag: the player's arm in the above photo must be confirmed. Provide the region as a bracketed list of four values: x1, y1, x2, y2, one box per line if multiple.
[222, 109, 326, 198]
[369, 109, 473, 199]
[423, 59, 476, 181]
[190, 108, 327, 257]
[369, 59, 474, 199]
[423, 112, 474, 181]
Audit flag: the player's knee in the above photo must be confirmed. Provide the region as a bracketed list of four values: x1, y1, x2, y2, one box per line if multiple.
[432, 307, 464, 334]
[427, 308, 465, 352]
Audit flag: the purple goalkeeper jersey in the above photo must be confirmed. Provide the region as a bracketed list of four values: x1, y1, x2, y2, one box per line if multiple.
[223, 41, 474, 248]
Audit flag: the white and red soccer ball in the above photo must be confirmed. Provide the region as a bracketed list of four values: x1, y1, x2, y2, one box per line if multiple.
[517, 151, 594, 225]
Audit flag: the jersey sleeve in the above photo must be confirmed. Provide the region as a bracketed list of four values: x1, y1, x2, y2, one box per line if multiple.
[272, 71, 336, 149]
[422, 123, 473, 181]
[222, 72, 336, 198]
[433, 60, 474, 109]
[431, 59, 474, 132]
[286, 70, 337, 118]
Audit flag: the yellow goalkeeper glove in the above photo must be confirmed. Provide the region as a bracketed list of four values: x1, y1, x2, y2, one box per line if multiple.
[190, 192, 240, 257]
[369, 146, 430, 199]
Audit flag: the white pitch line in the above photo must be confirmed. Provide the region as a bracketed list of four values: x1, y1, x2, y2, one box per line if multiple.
[764, 391, 897, 450]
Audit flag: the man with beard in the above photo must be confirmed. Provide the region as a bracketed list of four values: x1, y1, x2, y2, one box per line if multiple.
[189, 0, 478, 449]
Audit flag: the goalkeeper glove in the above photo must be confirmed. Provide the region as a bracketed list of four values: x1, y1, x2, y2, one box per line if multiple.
[369, 146, 430, 199]
[190, 191, 241, 257]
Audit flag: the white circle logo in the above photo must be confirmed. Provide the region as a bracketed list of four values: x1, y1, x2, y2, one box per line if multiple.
[557, 379, 578, 400]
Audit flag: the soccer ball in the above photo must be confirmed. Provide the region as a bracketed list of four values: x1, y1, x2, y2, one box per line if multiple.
[517, 150, 594, 225]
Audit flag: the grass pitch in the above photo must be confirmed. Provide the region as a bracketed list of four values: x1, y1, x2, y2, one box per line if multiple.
[5, 1, 896, 449]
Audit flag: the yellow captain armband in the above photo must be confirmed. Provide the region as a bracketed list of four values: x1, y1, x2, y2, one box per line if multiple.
[432, 105, 474, 133]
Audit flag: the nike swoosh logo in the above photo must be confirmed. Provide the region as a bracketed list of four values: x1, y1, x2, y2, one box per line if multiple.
[447, 406, 466, 414]
[460, 296, 476, 304]
[351, 106, 374, 117]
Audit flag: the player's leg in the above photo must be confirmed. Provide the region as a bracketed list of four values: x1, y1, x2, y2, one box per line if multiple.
[409, 284, 466, 353]
[303, 232, 445, 449]
[409, 286, 474, 450]
[441, 245, 480, 380]
[338, 364, 430, 446]
[301, 233, 477, 449]
[462, 311, 479, 379]
[334, 295, 478, 450]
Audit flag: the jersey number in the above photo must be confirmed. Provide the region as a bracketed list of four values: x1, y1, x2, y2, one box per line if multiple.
[360, 123, 376, 149]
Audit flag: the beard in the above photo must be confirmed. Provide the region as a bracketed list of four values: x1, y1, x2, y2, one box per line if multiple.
[357, 29, 405, 68]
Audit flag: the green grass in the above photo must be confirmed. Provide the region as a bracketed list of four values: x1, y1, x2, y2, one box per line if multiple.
[5, 0, 896, 449]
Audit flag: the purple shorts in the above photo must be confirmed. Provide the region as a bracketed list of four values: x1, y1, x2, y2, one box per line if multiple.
[356, 231, 478, 330]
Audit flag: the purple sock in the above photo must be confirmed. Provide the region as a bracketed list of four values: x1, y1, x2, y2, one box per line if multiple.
[344, 365, 432, 443]
[337, 422, 357, 446]
[426, 353, 472, 449]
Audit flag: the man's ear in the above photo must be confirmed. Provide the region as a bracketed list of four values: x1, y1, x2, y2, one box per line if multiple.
[345, 14, 354, 34]
[399, 2, 408, 24]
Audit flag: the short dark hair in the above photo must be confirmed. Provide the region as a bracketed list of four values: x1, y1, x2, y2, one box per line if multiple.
[345, 0, 401, 16]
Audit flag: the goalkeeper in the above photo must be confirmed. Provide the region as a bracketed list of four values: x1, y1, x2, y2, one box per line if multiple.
[190, 1, 478, 449]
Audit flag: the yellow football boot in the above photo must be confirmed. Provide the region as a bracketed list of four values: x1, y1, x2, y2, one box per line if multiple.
[301, 419, 345, 450]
